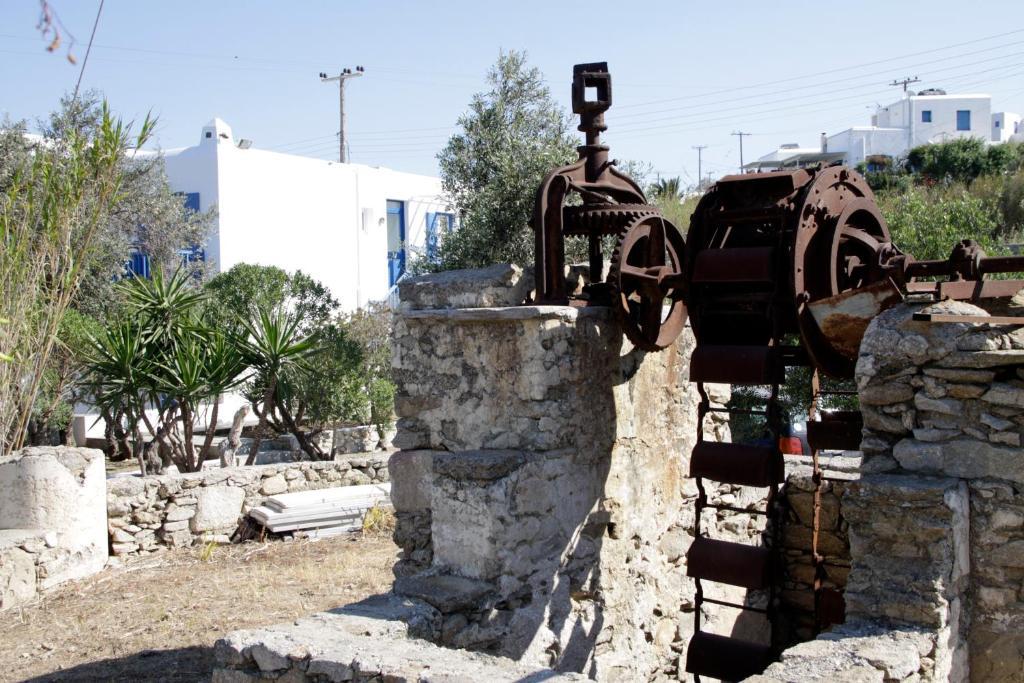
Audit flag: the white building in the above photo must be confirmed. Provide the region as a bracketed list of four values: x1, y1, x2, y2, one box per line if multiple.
[744, 140, 843, 172]
[827, 91, 1008, 168]
[143, 118, 453, 311]
[993, 111, 1023, 143]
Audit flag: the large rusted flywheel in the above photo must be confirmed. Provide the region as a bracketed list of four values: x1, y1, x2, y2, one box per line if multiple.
[608, 214, 687, 351]
[611, 167, 896, 377]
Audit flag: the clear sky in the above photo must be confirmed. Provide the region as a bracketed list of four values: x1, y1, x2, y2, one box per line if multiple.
[2, 1, 1023, 185]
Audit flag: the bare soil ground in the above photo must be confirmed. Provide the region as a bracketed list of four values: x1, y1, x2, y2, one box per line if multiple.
[0, 535, 398, 682]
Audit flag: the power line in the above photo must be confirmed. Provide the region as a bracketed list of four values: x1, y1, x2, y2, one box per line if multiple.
[692, 145, 707, 188]
[611, 48, 1024, 128]
[731, 132, 751, 173]
[613, 27, 1024, 110]
[889, 76, 921, 93]
[319, 66, 365, 163]
[610, 61, 1024, 139]
[72, 0, 104, 100]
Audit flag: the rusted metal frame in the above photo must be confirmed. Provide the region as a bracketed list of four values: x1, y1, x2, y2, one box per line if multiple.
[912, 313, 1024, 325]
[904, 279, 1024, 301]
[702, 596, 769, 613]
[808, 370, 827, 634]
[693, 381, 710, 658]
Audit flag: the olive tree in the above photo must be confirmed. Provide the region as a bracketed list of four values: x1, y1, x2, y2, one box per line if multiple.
[431, 50, 577, 271]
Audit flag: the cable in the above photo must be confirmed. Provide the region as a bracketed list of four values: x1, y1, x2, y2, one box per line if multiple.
[614, 27, 1024, 110]
[612, 63, 1024, 139]
[72, 0, 104, 100]
[612, 47, 1024, 127]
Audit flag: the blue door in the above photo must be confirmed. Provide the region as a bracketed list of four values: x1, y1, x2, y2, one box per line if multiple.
[386, 200, 405, 287]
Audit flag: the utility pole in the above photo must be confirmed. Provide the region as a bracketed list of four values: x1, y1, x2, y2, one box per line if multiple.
[692, 145, 707, 189]
[889, 76, 920, 93]
[319, 66, 365, 163]
[731, 131, 751, 174]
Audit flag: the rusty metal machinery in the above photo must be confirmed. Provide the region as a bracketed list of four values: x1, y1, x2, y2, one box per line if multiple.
[534, 63, 1024, 682]
[533, 62, 688, 350]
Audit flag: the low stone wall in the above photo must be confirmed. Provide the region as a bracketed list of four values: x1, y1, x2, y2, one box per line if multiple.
[213, 595, 586, 682]
[0, 447, 108, 610]
[779, 454, 856, 644]
[107, 456, 389, 557]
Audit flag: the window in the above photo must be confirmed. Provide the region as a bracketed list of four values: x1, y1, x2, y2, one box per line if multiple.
[921, 110, 932, 123]
[174, 191, 201, 213]
[386, 200, 406, 287]
[956, 110, 971, 131]
[425, 212, 455, 261]
[995, 120, 1001, 128]
[125, 248, 151, 278]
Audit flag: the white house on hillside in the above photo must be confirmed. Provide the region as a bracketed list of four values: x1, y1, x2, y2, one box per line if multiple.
[748, 90, 1020, 171]
[137, 118, 453, 311]
[829, 91, 996, 168]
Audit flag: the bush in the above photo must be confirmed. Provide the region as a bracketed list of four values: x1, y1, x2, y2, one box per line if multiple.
[877, 183, 1006, 261]
[906, 138, 1023, 184]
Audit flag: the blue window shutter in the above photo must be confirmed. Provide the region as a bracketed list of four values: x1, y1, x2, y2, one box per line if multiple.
[956, 110, 971, 131]
[184, 193, 200, 213]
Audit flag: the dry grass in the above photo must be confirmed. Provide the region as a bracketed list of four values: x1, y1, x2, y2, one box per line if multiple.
[0, 535, 398, 682]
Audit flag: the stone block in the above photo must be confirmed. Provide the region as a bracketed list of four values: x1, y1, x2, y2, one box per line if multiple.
[398, 263, 530, 310]
[0, 446, 107, 587]
[394, 574, 495, 613]
[388, 450, 433, 512]
[260, 474, 287, 495]
[0, 546, 36, 610]
[164, 504, 195, 522]
[190, 486, 246, 532]
[893, 437, 1024, 484]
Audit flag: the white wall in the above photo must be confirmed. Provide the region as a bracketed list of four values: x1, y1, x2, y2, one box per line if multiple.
[161, 119, 449, 312]
[905, 95, 990, 147]
[826, 127, 906, 167]
[993, 112, 1023, 143]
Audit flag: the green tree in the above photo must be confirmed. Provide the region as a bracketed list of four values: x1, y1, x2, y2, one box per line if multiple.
[432, 50, 577, 271]
[236, 307, 318, 464]
[204, 264, 337, 335]
[343, 302, 396, 443]
[1, 101, 153, 454]
[3, 93, 214, 322]
[650, 176, 683, 202]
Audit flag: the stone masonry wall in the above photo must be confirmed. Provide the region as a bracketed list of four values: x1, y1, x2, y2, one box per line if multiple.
[385, 265, 775, 682]
[762, 298, 1024, 683]
[106, 456, 388, 557]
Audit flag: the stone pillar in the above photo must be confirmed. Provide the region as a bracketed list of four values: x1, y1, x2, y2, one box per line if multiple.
[0, 446, 108, 588]
[388, 265, 759, 681]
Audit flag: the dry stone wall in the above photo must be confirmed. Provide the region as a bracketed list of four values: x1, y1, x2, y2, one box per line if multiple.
[386, 265, 770, 682]
[107, 456, 388, 557]
[764, 298, 1024, 683]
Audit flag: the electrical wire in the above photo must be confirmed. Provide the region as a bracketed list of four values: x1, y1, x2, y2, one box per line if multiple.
[72, 0, 104, 100]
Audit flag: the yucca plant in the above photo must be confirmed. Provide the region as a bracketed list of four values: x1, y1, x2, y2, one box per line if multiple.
[83, 268, 250, 472]
[235, 306, 318, 464]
